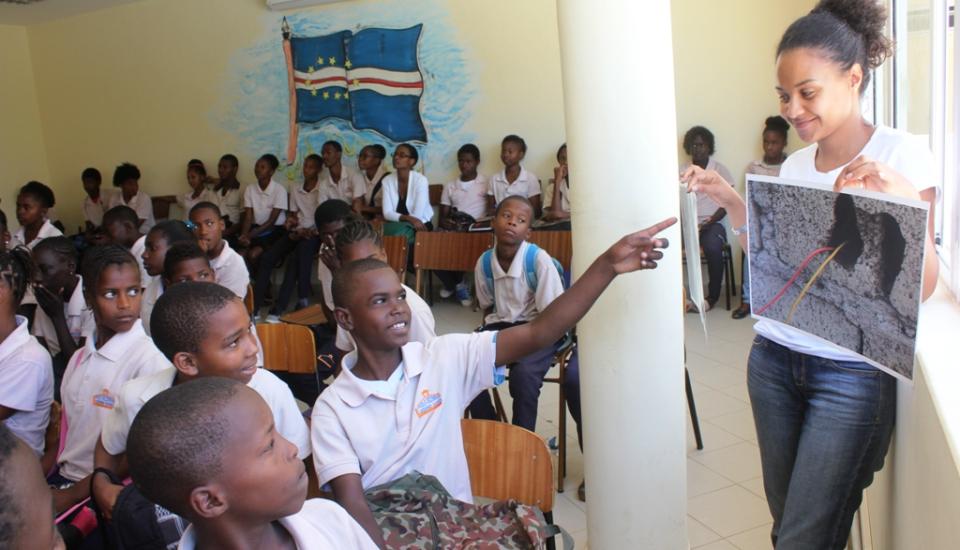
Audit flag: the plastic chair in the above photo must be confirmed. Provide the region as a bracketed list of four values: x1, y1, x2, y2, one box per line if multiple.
[243, 283, 254, 316]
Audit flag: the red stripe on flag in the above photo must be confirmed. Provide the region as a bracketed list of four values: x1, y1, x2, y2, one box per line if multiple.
[354, 77, 424, 89]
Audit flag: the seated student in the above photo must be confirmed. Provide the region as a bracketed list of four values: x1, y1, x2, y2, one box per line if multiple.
[238, 153, 287, 271]
[437, 144, 490, 305]
[255, 154, 323, 321]
[214, 154, 245, 241]
[139, 220, 196, 335]
[91, 281, 310, 521]
[333, 218, 435, 353]
[357, 144, 389, 218]
[81, 167, 110, 238]
[189, 201, 249, 298]
[176, 162, 213, 220]
[313, 200, 358, 327]
[679, 125, 734, 312]
[101, 205, 150, 285]
[381, 143, 434, 232]
[0, 424, 67, 550]
[487, 135, 542, 217]
[468, 197, 582, 453]
[51, 246, 170, 514]
[12, 181, 62, 250]
[0, 249, 54, 458]
[542, 143, 571, 224]
[318, 140, 366, 212]
[127, 378, 377, 549]
[107, 162, 155, 234]
[311, 216, 675, 545]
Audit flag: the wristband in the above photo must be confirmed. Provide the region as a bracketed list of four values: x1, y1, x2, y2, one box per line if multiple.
[732, 223, 748, 236]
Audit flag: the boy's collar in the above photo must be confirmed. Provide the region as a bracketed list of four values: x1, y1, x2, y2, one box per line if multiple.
[335, 343, 428, 407]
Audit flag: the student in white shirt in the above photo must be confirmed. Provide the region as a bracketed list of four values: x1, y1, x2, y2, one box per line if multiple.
[542, 144, 572, 224]
[311, 214, 674, 546]
[356, 144, 389, 219]
[682, 3, 939, 547]
[11, 181, 63, 250]
[487, 135, 542, 217]
[438, 144, 490, 305]
[51, 246, 170, 514]
[189, 202, 249, 299]
[239, 154, 288, 273]
[31, 237, 94, 368]
[107, 163, 155, 234]
[176, 163, 213, 221]
[81, 167, 110, 234]
[318, 140, 366, 211]
[0, 249, 54, 457]
[138, 221, 196, 335]
[127, 378, 377, 550]
[92, 282, 310, 519]
[381, 143, 434, 231]
[214, 154, 245, 242]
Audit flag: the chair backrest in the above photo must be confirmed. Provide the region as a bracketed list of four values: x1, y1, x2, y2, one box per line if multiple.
[255, 323, 317, 374]
[528, 231, 572, 272]
[383, 235, 408, 278]
[413, 231, 493, 295]
[461, 418, 554, 512]
[244, 283, 254, 315]
[428, 184, 444, 207]
[152, 195, 175, 221]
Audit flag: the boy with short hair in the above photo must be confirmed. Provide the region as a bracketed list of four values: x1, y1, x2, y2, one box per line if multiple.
[81, 167, 108, 234]
[438, 143, 490, 305]
[188, 201, 249, 298]
[107, 162, 155, 234]
[487, 135, 542, 217]
[91, 281, 309, 520]
[126, 378, 376, 549]
[318, 140, 366, 212]
[162, 241, 216, 286]
[0, 424, 66, 550]
[311, 215, 675, 545]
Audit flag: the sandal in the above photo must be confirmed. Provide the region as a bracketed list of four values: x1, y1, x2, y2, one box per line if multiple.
[731, 303, 751, 320]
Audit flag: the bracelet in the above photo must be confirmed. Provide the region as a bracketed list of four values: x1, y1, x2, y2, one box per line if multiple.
[732, 223, 748, 235]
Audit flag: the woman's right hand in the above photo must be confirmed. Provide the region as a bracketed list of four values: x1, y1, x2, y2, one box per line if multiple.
[680, 165, 743, 210]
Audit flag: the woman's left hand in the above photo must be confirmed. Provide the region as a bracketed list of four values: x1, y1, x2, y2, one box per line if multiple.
[834, 156, 921, 201]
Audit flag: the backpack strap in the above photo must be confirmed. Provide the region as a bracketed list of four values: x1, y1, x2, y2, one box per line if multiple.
[523, 243, 542, 291]
[480, 249, 495, 312]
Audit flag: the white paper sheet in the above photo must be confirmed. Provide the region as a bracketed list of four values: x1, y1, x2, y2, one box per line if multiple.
[679, 184, 707, 336]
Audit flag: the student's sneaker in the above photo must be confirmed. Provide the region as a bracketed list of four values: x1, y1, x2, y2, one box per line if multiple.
[455, 283, 472, 307]
[265, 313, 282, 324]
[440, 287, 455, 299]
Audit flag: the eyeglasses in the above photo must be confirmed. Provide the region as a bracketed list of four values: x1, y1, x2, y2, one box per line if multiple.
[393, 152, 413, 158]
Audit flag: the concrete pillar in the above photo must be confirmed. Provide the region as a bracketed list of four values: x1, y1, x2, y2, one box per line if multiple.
[556, 0, 687, 548]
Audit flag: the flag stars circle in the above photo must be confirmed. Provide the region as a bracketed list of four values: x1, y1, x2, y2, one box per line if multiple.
[328, 56, 336, 65]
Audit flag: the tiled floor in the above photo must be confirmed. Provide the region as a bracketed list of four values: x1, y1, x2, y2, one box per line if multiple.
[429, 294, 771, 549]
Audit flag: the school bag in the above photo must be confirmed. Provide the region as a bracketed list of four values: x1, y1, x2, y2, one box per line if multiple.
[479, 242, 568, 310]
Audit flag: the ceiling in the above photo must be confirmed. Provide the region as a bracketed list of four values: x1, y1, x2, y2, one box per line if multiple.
[0, 0, 146, 25]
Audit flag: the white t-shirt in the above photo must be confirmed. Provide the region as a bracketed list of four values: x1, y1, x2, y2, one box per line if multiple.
[475, 241, 565, 325]
[680, 158, 735, 223]
[290, 181, 323, 230]
[176, 189, 214, 221]
[243, 180, 288, 226]
[745, 159, 784, 178]
[101, 366, 310, 459]
[441, 176, 490, 220]
[10, 219, 62, 250]
[177, 498, 377, 549]
[544, 177, 571, 212]
[131, 235, 150, 287]
[361, 165, 388, 207]
[32, 276, 95, 357]
[336, 284, 435, 352]
[210, 242, 249, 299]
[108, 190, 156, 234]
[0, 316, 54, 456]
[311, 332, 501, 503]
[213, 186, 244, 225]
[58, 320, 170, 481]
[318, 165, 365, 204]
[488, 167, 541, 205]
[83, 193, 112, 228]
[754, 125, 936, 362]
[381, 171, 434, 224]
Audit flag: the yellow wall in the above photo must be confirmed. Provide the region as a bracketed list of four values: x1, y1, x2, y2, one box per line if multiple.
[0, 24, 50, 232]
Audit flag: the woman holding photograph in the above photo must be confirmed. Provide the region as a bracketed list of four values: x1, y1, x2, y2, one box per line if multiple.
[681, 1, 939, 548]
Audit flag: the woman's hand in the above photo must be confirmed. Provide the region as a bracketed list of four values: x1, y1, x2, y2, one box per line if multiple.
[680, 165, 742, 210]
[834, 156, 921, 201]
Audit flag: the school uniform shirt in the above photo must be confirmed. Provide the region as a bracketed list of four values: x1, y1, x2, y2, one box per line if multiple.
[316, 260, 334, 311]
[32, 276, 95, 357]
[679, 158, 734, 224]
[547, 177, 571, 212]
[441, 175, 490, 220]
[488, 167, 541, 205]
[318, 165, 365, 204]
[131, 235, 150, 287]
[214, 186, 244, 225]
[290, 181, 323, 230]
[83, 192, 113, 228]
[335, 284, 436, 352]
[0, 316, 54, 456]
[9, 219, 63, 250]
[475, 241, 564, 326]
[362, 165, 388, 207]
[100, 366, 310, 459]
[177, 498, 378, 550]
[755, 125, 937, 364]
[140, 276, 163, 336]
[108, 190, 156, 233]
[210, 241, 249, 299]
[381, 171, 433, 224]
[58, 320, 170, 482]
[745, 159, 784, 178]
[312, 331, 502, 503]
[243, 179, 288, 226]
[176, 189, 214, 221]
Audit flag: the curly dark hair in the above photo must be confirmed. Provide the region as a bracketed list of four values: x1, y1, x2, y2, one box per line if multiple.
[682, 126, 715, 156]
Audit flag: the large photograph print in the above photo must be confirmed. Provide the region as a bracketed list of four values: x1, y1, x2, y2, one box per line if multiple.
[746, 175, 930, 380]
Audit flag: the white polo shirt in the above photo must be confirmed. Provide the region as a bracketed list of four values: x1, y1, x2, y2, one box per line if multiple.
[32, 276, 95, 357]
[58, 320, 170, 481]
[108, 190, 156, 233]
[0, 316, 54, 456]
[381, 171, 434, 224]
[475, 241, 564, 325]
[210, 242, 249, 299]
[177, 498, 377, 550]
[544, 177, 571, 212]
[243, 180, 288, 226]
[361, 165, 387, 207]
[176, 189, 214, 221]
[214, 186, 244, 225]
[130, 235, 150, 287]
[10, 219, 63, 250]
[312, 331, 501, 502]
[316, 260, 334, 311]
[335, 284, 435, 352]
[140, 277, 163, 336]
[441, 176, 490, 220]
[83, 194, 109, 228]
[101, 366, 310, 459]
[318, 165, 365, 204]
[290, 181, 323, 230]
[488, 167, 541, 205]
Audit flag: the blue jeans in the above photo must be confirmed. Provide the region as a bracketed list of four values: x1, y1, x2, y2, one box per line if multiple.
[747, 336, 896, 550]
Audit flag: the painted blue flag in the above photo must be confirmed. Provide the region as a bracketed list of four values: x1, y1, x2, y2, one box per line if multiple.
[291, 30, 352, 123]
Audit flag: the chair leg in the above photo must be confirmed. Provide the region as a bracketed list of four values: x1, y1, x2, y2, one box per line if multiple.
[428, 270, 434, 306]
[729, 248, 737, 297]
[544, 511, 557, 550]
[491, 387, 508, 423]
[686, 367, 704, 450]
[557, 365, 567, 493]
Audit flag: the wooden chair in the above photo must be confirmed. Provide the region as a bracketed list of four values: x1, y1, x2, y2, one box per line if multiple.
[244, 283, 254, 316]
[255, 322, 317, 375]
[413, 231, 493, 302]
[151, 195, 176, 221]
[683, 242, 737, 310]
[383, 235, 409, 278]
[428, 183, 444, 207]
[279, 304, 327, 326]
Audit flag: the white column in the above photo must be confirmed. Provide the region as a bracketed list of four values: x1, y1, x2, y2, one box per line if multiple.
[556, 1, 687, 548]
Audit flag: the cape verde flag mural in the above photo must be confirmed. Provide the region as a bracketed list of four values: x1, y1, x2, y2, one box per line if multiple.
[282, 19, 426, 162]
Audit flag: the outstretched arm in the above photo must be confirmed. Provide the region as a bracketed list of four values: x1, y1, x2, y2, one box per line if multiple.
[681, 166, 745, 249]
[495, 217, 676, 365]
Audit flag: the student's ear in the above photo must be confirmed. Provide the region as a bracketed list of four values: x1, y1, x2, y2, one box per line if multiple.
[172, 352, 201, 377]
[849, 63, 864, 93]
[521, 226, 532, 242]
[189, 484, 228, 520]
[217, 218, 225, 232]
[333, 306, 353, 331]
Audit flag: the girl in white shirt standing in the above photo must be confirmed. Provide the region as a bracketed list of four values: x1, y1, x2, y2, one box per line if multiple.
[684, 1, 938, 548]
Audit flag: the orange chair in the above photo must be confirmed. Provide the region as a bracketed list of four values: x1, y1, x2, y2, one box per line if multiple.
[243, 283, 255, 316]
[255, 322, 317, 375]
[383, 235, 409, 278]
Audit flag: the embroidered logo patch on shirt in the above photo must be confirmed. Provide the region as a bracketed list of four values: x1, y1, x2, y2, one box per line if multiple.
[414, 389, 442, 417]
[92, 389, 115, 410]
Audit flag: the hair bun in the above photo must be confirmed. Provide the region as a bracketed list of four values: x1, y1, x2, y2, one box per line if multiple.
[813, 0, 893, 69]
[764, 115, 791, 133]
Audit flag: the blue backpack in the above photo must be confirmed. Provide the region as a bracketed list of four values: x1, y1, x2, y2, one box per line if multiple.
[479, 243, 567, 311]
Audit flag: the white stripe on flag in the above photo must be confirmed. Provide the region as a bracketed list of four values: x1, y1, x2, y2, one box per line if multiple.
[294, 67, 347, 82]
[351, 82, 423, 97]
[345, 67, 422, 84]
